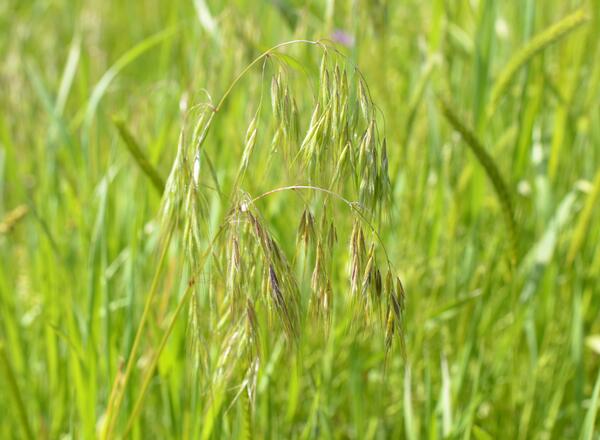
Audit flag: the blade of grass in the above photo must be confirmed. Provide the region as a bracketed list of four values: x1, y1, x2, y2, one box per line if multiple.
[122, 223, 229, 436]
[440, 355, 452, 437]
[193, 0, 220, 43]
[101, 223, 174, 440]
[547, 27, 586, 181]
[512, 58, 544, 179]
[56, 32, 81, 116]
[579, 369, 600, 440]
[567, 168, 600, 264]
[0, 341, 34, 440]
[404, 364, 417, 440]
[80, 26, 179, 150]
[25, 61, 74, 149]
[472, 0, 496, 132]
[124, 278, 196, 437]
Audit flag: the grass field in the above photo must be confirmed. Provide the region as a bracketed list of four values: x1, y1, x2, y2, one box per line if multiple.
[1, 0, 600, 438]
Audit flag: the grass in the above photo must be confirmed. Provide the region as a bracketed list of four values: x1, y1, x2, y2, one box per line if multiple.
[1, 0, 600, 438]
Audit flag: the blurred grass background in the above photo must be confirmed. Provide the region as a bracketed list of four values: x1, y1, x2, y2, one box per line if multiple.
[1, 0, 600, 438]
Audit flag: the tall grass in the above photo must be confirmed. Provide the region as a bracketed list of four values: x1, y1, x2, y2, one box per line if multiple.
[1, 1, 599, 438]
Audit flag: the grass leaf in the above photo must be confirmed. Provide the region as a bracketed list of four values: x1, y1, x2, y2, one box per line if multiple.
[579, 369, 600, 440]
[567, 168, 600, 263]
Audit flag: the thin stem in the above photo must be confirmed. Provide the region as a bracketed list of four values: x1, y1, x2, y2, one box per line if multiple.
[102, 223, 174, 440]
[107, 40, 324, 438]
[250, 184, 353, 206]
[249, 185, 394, 270]
[122, 281, 195, 436]
[121, 222, 229, 436]
[214, 40, 319, 113]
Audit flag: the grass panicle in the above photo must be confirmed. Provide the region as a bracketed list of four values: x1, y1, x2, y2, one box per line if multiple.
[440, 98, 519, 266]
[136, 43, 407, 427]
[487, 8, 588, 118]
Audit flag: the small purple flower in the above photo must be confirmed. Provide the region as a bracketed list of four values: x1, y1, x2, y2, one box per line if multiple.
[331, 29, 355, 48]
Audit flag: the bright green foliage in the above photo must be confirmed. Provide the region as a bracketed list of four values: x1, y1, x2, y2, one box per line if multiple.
[1, 1, 599, 439]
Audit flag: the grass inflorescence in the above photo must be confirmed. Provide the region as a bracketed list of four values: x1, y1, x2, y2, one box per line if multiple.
[1, 2, 599, 439]
[104, 41, 405, 437]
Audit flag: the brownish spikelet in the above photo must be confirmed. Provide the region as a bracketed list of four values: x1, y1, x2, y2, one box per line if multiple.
[323, 280, 332, 316]
[271, 75, 279, 117]
[374, 268, 382, 300]
[358, 77, 370, 120]
[246, 299, 261, 356]
[327, 221, 337, 251]
[396, 277, 406, 313]
[361, 244, 375, 297]
[297, 209, 307, 245]
[306, 209, 316, 244]
[311, 241, 323, 293]
[268, 265, 296, 339]
[385, 305, 395, 352]
[350, 257, 360, 296]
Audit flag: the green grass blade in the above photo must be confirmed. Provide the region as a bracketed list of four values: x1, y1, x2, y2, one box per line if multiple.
[404, 365, 417, 440]
[472, 0, 496, 132]
[124, 283, 195, 436]
[25, 61, 74, 149]
[567, 168, 600, 264]
[56, 32, 81, 116]
[0, 341, 35, 440]
[81, 26, 179, 145]
[579, 369, 600, 440]
[193, 0, 220, 42]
